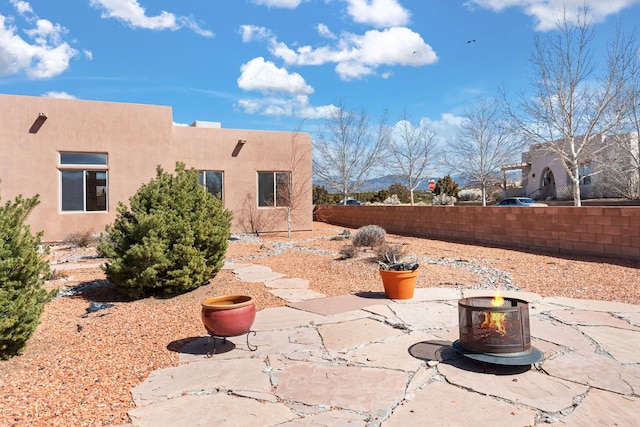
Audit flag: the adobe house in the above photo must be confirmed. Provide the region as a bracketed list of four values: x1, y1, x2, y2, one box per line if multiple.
[502, 134, 640, 200]
[0, 94, 313, 242]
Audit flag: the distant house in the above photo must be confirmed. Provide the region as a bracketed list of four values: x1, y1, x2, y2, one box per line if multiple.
[502, 134, 640, 200]
[0, 94, 313, 241]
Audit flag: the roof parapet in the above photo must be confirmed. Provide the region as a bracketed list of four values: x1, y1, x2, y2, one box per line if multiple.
[190, 120, 221, 128]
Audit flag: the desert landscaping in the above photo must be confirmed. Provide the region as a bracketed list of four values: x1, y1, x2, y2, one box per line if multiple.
[0, 222, 638, 426]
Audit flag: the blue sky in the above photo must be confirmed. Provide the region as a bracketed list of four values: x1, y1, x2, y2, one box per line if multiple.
[2, 0, 640, 139]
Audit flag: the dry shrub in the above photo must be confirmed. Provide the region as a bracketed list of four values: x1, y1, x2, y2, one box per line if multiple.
[62, 231, 97, 247]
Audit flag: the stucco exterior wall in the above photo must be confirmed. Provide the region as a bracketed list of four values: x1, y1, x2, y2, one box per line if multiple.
[0, 94, 313, 241]
[315, 205, 640, 261]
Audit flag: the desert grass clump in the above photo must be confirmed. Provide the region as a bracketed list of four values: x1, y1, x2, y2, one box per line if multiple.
[374, 242, 407, 263]
[352, 225, 386, 247]
[339, 245, 359, 259]
[62, 230, 97, 247]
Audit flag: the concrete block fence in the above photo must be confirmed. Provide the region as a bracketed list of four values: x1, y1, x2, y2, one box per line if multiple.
[314, 205, 640, 261]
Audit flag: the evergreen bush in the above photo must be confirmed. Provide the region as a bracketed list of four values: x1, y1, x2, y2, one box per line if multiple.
[98, 163, 233, 298]
[0, 192, 53, 359]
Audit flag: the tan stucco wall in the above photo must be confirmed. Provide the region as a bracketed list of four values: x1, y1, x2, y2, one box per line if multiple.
[0, 94, 313, 241]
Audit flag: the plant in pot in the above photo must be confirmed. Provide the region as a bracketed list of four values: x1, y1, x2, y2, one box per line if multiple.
[376, 244, 419, 300]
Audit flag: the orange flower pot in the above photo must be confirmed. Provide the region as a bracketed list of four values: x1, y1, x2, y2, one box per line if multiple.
[379, 268, 418, 300]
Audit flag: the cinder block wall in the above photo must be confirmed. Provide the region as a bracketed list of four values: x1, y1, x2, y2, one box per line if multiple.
[314, 206, 640, 261]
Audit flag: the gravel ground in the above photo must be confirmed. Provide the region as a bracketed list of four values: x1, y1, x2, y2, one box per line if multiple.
[0, 222, 638, 426]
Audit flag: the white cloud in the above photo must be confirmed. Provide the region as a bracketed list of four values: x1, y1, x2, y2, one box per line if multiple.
[237, 57, 314, 95]
[466, 0, 640, 31]
[420, 112, 464, 145]
[345, 0, 411, 28]
[237, 94, 336, 119]
[0, 5, 78, 79]
[251, 0, 303, 9]
[41, 91, 77, 99]
[270, 26, 438, 80]
[316, 23, 336, 39]
[10, 0, 32, 15]
[89, 0, 213, 36]
[240, 25, 273, 43]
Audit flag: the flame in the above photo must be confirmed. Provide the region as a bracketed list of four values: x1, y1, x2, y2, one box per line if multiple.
[481, 294, 507, 336]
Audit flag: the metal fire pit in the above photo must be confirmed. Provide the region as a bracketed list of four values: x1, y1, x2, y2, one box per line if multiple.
[454, 296, 543, 366]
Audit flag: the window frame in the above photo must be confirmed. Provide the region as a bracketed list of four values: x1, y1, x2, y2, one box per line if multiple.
[257, 171, 291, 207]
[198, 170, 224, 200]
[578, 163, 592, 185]
[59, 152, 109, 213]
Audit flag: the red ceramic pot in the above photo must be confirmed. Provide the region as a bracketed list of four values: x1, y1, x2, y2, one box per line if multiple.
[201, 295, 256, 337]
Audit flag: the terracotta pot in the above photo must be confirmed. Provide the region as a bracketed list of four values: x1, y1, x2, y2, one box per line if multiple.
[379, 268, 418, 300]
[201, 295, 256, 337]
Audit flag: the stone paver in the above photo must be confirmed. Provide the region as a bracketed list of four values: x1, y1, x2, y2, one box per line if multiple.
[131, 358, 271, 407]
[345, 331, 437, 371]
[268, 288, 326, 302]
[127, 262, 640, 427]
[390, 301, 459, 330]
[128, 393, 298, 427]
[266, 277, 310, 289]
[577, 325, 640, 363]
[274, 361, 408, 413]
[438, 358, 588, 413]
[530, 317, 597, 354]
[548, 309, 640, 330]
[550, 388, 640, 427]
[545, 296, 640, 313]
[290, 294, 391, 316]
[543, 351, 640, 395]
[317, 318, 404, 353]
[253, 306, 324, 331]
[382, 381, 537, 427]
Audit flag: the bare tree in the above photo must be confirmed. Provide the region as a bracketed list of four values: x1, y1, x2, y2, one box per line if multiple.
[446, 96, 523, 206]
[239, 125, 312, 237]
[386, 110, 439, 205]
[591, 134, 640, 199]
[611, 61, 640, 199]
[507, 9, 637, 206]
[313, 101, 390, 204]
[275, 123, 313, 237]
[239, 192, 271, 236]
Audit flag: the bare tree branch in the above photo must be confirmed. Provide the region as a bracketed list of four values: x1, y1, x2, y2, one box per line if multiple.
[445, 96, 524, 206]
[507, 8, 637, 206]
[313, 101, 390, 204]
[385, 109, 439, 205]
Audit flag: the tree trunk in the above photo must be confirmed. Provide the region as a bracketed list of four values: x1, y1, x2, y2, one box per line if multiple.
[571, 171, 582, 207]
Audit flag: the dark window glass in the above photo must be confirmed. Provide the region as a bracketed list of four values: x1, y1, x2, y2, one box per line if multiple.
[61, 170, 84, 211]
[258, 172, 291, 207]
[60, 152, 108, 165]
[198, 171, 223, 199]
[85, 171, 108, 211]
[258, 172, 275, 207]
[276, 172, 291, 207]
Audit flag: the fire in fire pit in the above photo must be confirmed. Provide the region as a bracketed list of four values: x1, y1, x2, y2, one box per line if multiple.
[454, 295, 543, 366]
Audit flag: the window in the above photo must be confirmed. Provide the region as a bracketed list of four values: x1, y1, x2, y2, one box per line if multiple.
[60, 152, 108, 212]
[198, 171, 223, 199]
[258, 171, 291, 207]
[579, 163, 592, 185]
